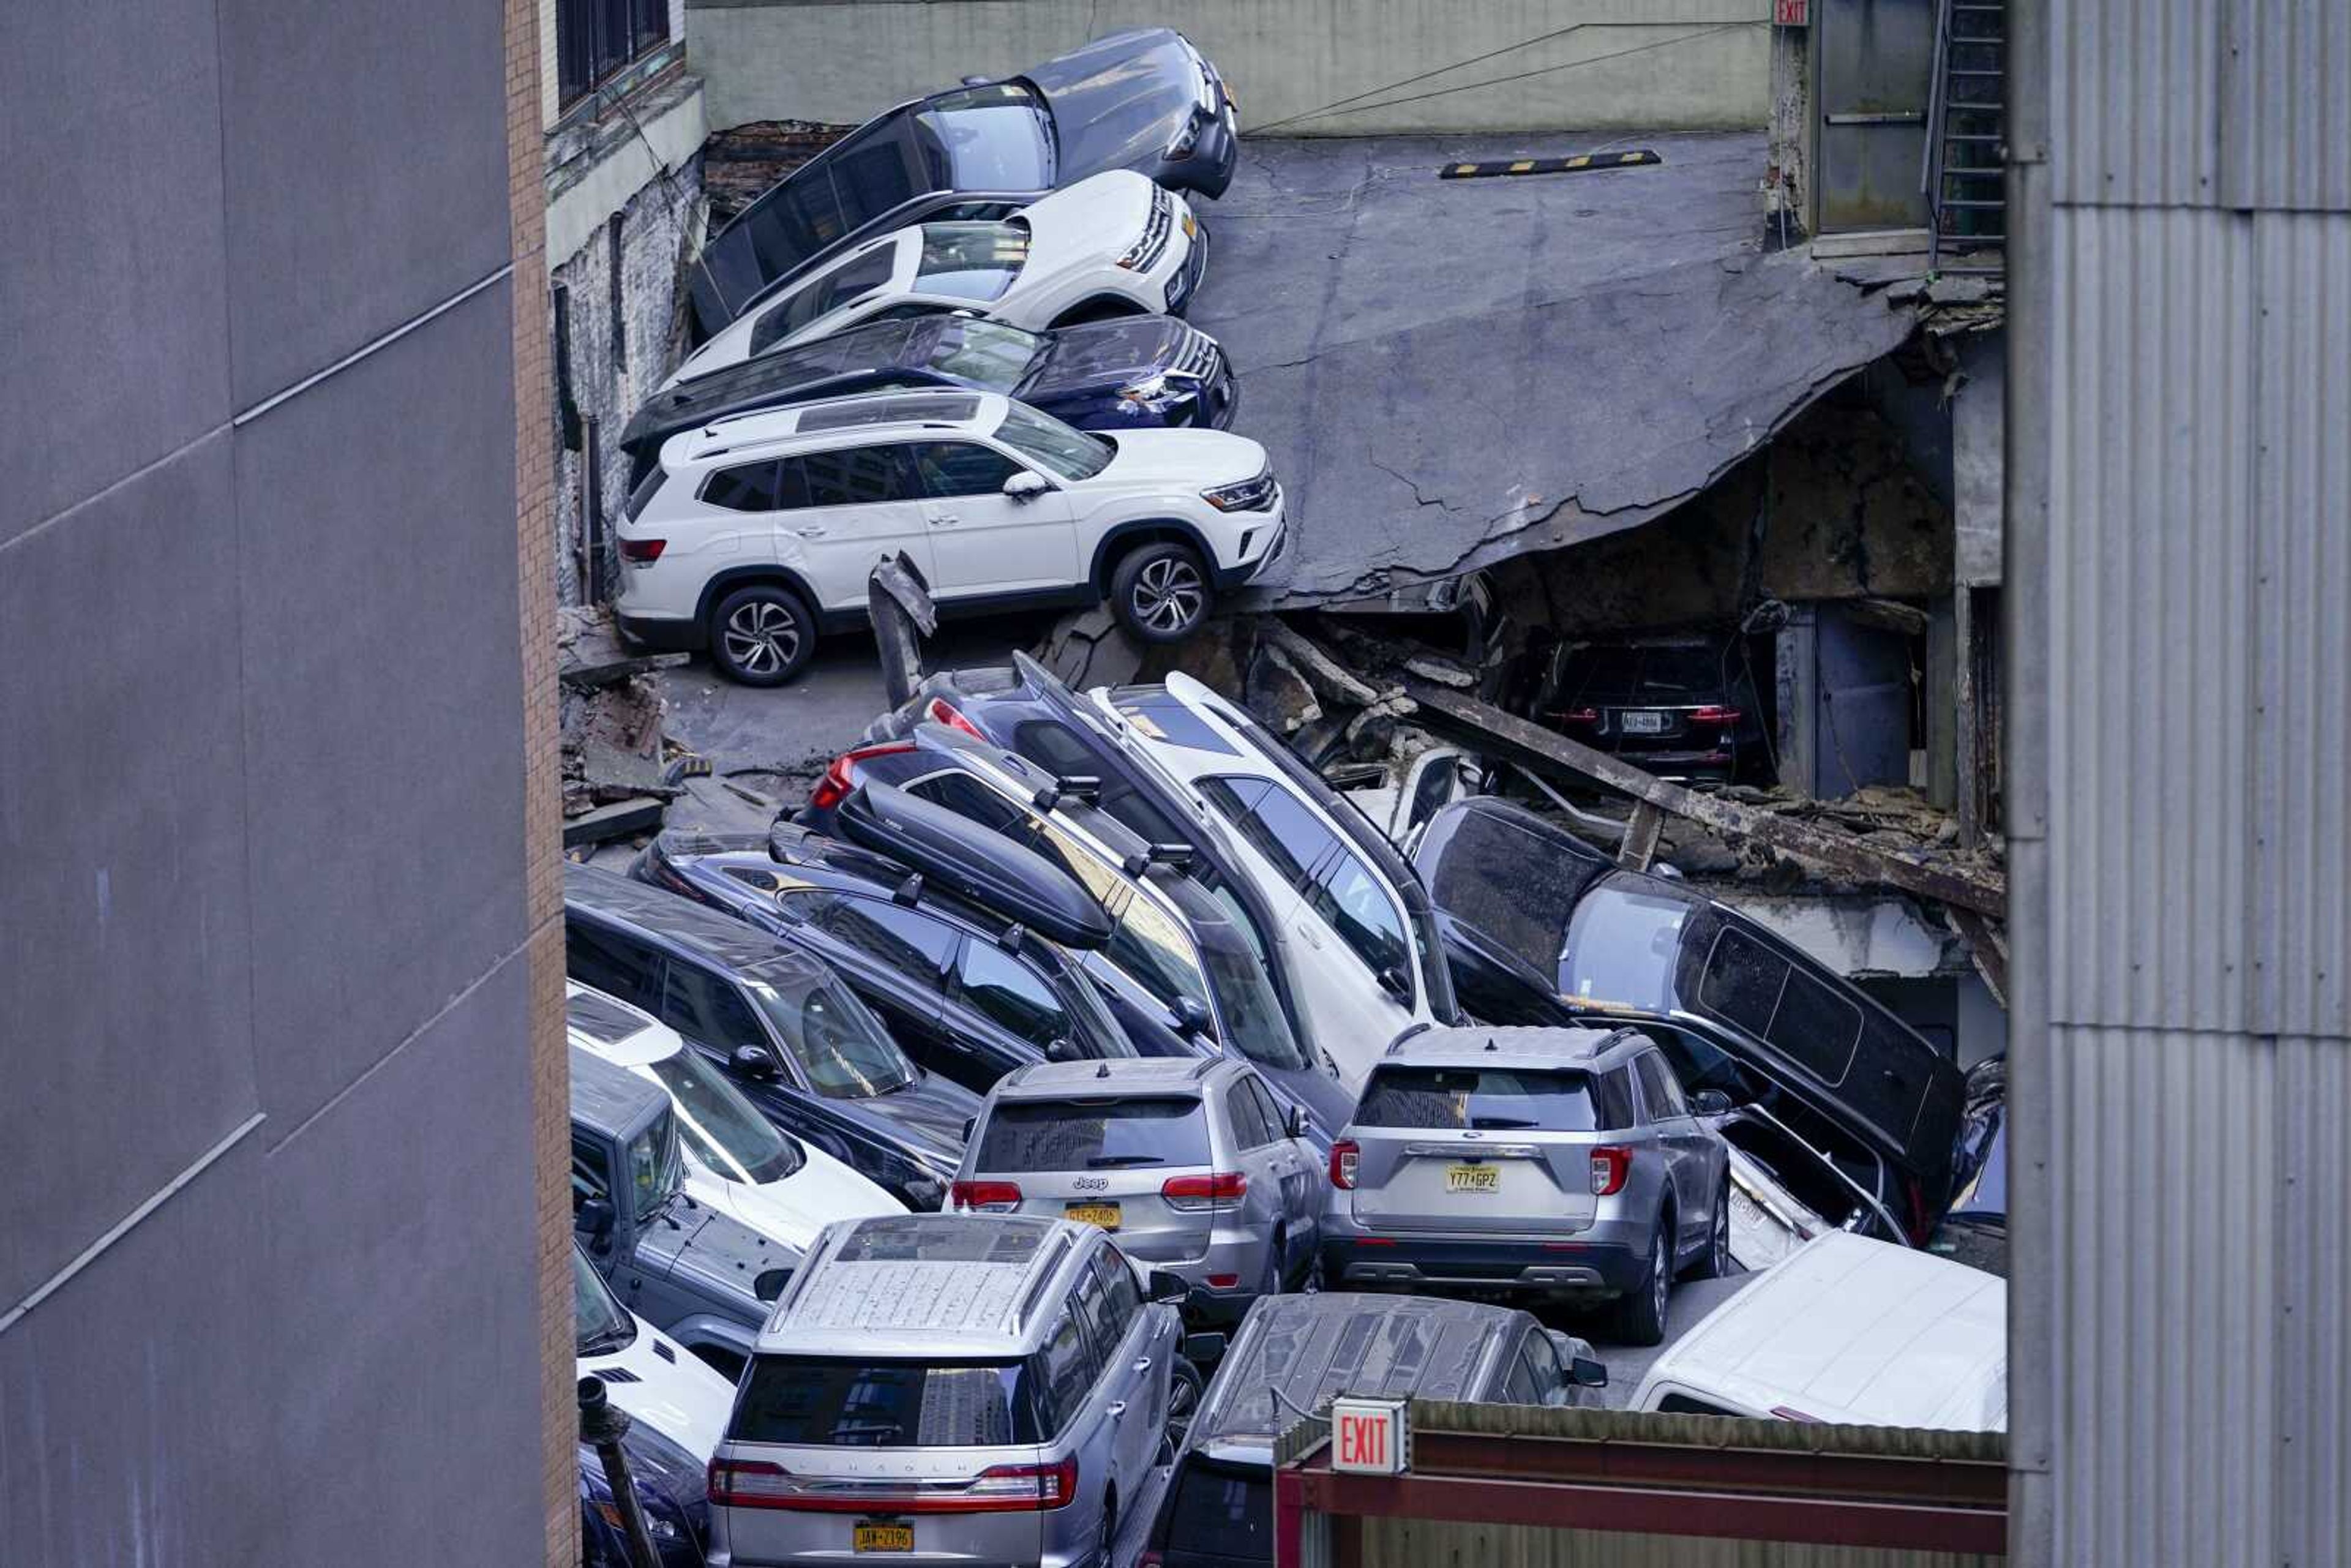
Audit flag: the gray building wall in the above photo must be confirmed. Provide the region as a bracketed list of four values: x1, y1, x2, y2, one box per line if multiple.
[2008, 1, 2351, 1564]
[685, 0, 1772, 135]
[0, 0, 559, 1562]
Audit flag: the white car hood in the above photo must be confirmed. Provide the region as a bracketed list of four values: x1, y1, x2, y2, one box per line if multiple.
[1014, 170, 1158, 282]
[580, 1316, 734, 1461]
[684, 1144, 905, 1253]
[1093, 427, 1266, 490]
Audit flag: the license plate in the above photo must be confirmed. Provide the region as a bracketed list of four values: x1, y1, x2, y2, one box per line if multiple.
[853, 1521, 913, 1553]
[1065, 1201, 1122, 1229]
[1619, 710, 1668, 734]
[1445, 1165, 1500, 1193]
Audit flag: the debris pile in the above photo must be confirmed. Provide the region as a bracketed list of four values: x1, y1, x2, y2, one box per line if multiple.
[558, 607, 686, 847]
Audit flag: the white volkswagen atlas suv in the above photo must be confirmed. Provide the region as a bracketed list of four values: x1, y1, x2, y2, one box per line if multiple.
[614, 389, 1284, 683]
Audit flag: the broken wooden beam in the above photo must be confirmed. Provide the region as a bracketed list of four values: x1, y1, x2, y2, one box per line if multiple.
[1617, 800, 1665, 872]
[1402, 681, 2007, 916]
[1257, 619, 1384, 708]
[1946, 906, 2009, 1008]
[562, 796, 666, 849]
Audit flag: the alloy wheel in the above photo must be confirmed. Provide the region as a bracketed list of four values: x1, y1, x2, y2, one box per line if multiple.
[722, 599, 800, 677]
[1651, 1228, 1670, 1327]
[1131, 555, 1205, 633]
[1711, 1189, 1731, 1274]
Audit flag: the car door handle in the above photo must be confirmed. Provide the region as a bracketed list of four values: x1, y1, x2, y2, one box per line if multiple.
[1107, 1400, 1129, 1420]
[926, 509, 958, 527]
[791, 525, 829, 538]
[1133, 1357, 1154, 1374]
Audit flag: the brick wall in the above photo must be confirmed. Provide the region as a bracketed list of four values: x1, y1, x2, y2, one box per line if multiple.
[506, 0, 576, 1559]
[550, 160, 701, 606]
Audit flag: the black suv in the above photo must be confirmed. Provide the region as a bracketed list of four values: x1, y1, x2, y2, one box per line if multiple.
[632, 812, 1140, 1097]
[1533, 633, 1769, 784]
[622, 315, 1235, 487]
[563, 863, 978, 1209]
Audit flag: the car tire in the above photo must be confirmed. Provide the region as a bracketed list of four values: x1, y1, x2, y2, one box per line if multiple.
[1258, 1233, 1284, 1299]
[1094, 1493, 1118, 1568]
[1051, 298, 1147, 329]
[709, 583, 816, 687]
[1165, 1356, 1204, 1449]
[1110, 541, 1211, 643]
[1686, 1182, 1732, 1280]
[1613, 1214, 1672, 1348]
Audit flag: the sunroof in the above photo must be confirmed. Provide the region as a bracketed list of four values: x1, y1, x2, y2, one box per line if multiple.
[566, 989, 647, 1046]
[797, 393, 979, 433]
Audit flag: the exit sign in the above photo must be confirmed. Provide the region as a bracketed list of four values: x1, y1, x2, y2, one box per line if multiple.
[1330, 1398, 1409, 1476]
[1775, 0, 1808, 23]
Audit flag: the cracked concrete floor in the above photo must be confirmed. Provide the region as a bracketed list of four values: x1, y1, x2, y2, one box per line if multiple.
[1185, 132, 1918, 606]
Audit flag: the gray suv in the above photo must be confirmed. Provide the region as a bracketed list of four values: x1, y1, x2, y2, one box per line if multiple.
[1318, 1025, 1733, 1345]
[953, 1057, 1325, 1323]
[707, 1214, 1203, 1568]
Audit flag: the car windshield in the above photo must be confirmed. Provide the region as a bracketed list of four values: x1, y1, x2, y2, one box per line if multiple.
[1638, 645, 1727, 697]
[632, 1048, 804, 1185]
[1355, 1066, 1599, 1131]
[914, 83, 1056, 188]
[1196, 925, 1309, 1072]
[925, 318, 1044, 389]
[572, 1245, 636, 1356]
[1558, 880, 1690, 1010]
[745, 965, 918, 1097]
[977, 1097, 1211, 1171]
[994, 400, 1114, 481]
[1166, 1459, 1272, 1563]
[624, 1105, 686, 1216]
[915, 222, 1029, 301]
[734, 1355, 1047, 1446]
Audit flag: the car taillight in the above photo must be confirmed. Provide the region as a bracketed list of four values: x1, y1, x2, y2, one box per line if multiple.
[618, 537, 666, 563]
[1329, 1139, 1359, 1190]
[808, 740, 916, 813]
[1590, 1146, 1632, 1196]
[1689, 705, 1742, 725]
[710, 1456, 1077, 1512]
[1161, 1171, 1248, 1210]
[1559, 707, 1600, 725]
[950, 1179, 1022, 1212]
[926, 697, 984, 739]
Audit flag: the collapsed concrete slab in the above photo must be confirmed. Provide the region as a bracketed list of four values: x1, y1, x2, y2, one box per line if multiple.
[1185, 132, 1918, 607]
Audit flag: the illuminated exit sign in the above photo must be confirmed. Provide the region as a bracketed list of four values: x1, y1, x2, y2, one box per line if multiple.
[1775, 0, 1808, 23]
[1330, 1398, 1409, 1476]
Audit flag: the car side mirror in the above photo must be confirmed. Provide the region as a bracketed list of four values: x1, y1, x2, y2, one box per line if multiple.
[1044, 1035, 1082, 1063]
[961, 1116, 978, 1142]
[1146, 1269, 1190, 1305]
[732, 1043, 781, 1078]
[1572, 1355, 1610, 1389]
[1376, 966, 1411, 1000]
[1689, 1089, 1733, 1116]
[577, 1197, 615, 1243]
[1284, 1105, 1308, 1141]
[1003, 470, 1050, 503]
[1181, 1332, 1228, 1362]
[961, 73, 990, 86]
[1168, 996, 1213, 1036]
[753, 1267, 793, 1304]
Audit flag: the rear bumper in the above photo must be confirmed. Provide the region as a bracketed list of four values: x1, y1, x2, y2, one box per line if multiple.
[1318, 1221, 1651, 1299]
[615, 610, 704, 653]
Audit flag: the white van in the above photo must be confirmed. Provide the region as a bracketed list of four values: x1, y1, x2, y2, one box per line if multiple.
[1627, 1230, 2006, 1430]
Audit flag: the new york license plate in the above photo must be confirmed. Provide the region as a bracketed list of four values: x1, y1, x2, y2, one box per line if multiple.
[1065, 1201, 1122, 1229]
[853, 1521, 913, 1553]
[1620, 710, 1669, 734]
[1445, 1165, 1500, 1193]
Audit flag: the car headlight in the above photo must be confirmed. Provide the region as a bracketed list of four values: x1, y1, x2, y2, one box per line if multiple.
[1119, 370, 1199, 411]
[1166, 109, 1204, 160]
[1202, 470, 1277, 512]
[1118, 190, 1176, 269]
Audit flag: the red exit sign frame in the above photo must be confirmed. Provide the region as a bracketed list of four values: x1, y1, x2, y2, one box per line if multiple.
[1775, 0, 1809, 23]
[1330, 1398, 1409, 1476]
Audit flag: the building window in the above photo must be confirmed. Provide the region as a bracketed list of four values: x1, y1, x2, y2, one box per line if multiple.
[558, 0, 669, 110]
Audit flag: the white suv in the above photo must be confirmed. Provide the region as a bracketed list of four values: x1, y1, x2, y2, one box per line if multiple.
[666, 170, 1205, 388]
[1093, 673, 1460, 1087]
[615, 391, 1284, 683]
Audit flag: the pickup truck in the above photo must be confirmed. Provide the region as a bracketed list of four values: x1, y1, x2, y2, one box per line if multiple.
[571, 1045, 800, 1378]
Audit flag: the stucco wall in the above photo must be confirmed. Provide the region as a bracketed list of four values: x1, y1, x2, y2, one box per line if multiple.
[686, 0, 1771, 135]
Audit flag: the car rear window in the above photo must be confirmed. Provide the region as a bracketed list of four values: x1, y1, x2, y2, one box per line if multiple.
[976, 1097, 1210, 1171]
[1353, 1067, 1600, 1132]
[1164, 1458, 1271, 1564]
[733, 1355, 1046, 1447]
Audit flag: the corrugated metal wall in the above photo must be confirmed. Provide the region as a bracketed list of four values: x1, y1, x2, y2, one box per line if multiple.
[1354, 1518, 1999, 1568]
[2011, 1, 2351, 1563]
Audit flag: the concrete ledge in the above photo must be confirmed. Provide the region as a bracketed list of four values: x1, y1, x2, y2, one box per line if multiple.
[547, 72, 707, 267]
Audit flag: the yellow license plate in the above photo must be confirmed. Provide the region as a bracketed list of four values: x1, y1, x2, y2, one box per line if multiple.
[1065, 1201, 1122, 1229]
[853, 1522, 913, 1553]
[1182, 212, 1198, 239]
[1446, 1165, 1500, 1193]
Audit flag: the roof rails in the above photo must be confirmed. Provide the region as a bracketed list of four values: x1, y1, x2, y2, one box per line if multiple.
[1008, 1228, 1077, 1334]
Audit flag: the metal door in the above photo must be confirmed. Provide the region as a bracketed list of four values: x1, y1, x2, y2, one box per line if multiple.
[1812, 0, 1937, 231]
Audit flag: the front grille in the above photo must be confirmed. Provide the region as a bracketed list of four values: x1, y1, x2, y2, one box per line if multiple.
[1123, 187, 1174, 273]
[1177, 329, 1220, 378]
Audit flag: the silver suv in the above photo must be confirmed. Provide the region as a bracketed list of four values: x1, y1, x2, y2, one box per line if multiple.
[1318, 1025, 1732, 1345]
[707, 1213, 1194, 1567]
[953, 1057, 1325, 1324]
